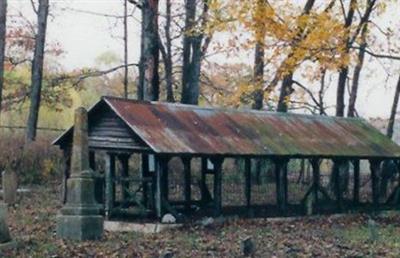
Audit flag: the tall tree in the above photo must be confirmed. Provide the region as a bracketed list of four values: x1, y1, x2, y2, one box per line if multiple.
[336, 0, 377, 117]
[25, 0, 49, 142]
[276, 0, 316, 113]
[159, 0, 174, 102]
[335, 0, 357, 117]
[387, 76, 400, 139]
[181, 0, 210, 105]
[252, 42, 264, 110]
[251, 0, 266, 110]
[0, 0, 6, 123]
[347, 23, 368, 117]
[138, 0, 159, 101]
[123, 0, 129, 98]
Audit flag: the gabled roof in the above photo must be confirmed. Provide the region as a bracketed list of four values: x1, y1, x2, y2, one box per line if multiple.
[54, 96, 400, 158]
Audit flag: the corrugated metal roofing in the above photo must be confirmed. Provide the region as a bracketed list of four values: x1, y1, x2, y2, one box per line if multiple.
[54, 96, 400, 158]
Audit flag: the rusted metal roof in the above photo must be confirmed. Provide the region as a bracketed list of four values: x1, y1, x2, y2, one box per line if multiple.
[54, 96, 400, 158]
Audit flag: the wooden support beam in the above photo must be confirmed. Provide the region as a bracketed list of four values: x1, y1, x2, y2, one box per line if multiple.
[200, 157, 208, 203]
[89, 151, 104, 204]
[155, 156, 169, 218]
[163, 161, 169, 200]
[386, 160, 400, 205]
[311, 159, 320, 203]
[353, 159, 360, 204]
[105, 153, 116, 218]
[369, 159, 382, 209]
[141, 154, 149, 208]
[212, 158, 224, 217]
[118, 154, 130, 205]
[155, 156, 163, 218]
[333, 160, 344, 211]
[245, 158, 251, 208]
[89, 151, 96, 170]
[274, 158, 289, 212]
[302, 158, 332, 215]
[182, 157, 192, 211]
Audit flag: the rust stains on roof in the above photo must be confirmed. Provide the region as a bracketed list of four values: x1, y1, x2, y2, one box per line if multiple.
[54, 96, 400, 158]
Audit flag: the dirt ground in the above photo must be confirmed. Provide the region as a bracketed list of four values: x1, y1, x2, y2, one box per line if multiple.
[1, 183, 400, 257]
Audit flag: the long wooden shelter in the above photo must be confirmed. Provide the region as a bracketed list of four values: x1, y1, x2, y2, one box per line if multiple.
[53, 96, 400, 220]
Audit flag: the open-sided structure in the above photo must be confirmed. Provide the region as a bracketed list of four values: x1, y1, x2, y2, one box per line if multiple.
[54, 96, 400, 220]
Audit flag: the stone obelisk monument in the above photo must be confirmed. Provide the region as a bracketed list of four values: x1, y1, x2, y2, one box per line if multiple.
[57, 107, 103, 240]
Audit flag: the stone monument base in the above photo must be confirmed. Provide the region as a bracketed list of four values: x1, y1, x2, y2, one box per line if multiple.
[57, 214, 103, 241]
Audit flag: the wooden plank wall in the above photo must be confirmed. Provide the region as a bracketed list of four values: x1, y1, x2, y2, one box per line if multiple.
[88, 106, 148, 150]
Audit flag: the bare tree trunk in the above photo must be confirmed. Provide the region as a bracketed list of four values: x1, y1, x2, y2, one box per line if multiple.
[0, 0, 7, 123]
[318, 69, 327, 115]
[276, 0, 315, 112]
[347, 23, 368, 117]
[25, 0, 49, 142]
[164, 0, 174, 102]
[387, 75, 400, 139]
[277, 74, 294, 112]
[138, 0, 159, 101]
[181, 0, 209, 105]
[181, 0, 197, 105]
[123, 0, 129, 98]
[252, 42, 264, 110]
[336, 0, 356, 117]
[333, 0, 376, 193]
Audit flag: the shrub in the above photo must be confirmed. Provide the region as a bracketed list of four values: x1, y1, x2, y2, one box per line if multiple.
[0, 130, 63, 185]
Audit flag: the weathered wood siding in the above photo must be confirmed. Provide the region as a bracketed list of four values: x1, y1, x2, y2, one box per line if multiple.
[88, 106, 148, 151]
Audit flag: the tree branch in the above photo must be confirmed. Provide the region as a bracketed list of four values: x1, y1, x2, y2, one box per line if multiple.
[351, 46, 400, 61]
[127, 0, 142, 9]
[50, 63, 139, 87]
[30, 0, 38, 15]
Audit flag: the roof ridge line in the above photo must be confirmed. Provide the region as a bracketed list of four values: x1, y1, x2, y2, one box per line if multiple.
[102, 95, 364, 122]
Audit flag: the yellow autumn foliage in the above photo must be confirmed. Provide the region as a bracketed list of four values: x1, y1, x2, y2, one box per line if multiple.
[205, 0, 372, 107]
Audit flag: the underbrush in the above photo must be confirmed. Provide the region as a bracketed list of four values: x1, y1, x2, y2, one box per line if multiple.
[0, 130, 63, 185]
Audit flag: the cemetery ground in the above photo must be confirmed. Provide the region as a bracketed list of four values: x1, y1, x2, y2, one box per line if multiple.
[2, 181, 400, 257]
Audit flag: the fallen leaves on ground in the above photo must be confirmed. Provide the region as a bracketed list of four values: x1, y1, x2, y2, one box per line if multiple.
[2, 184, 400, 257]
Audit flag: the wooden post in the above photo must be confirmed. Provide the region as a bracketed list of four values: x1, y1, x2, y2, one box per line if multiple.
[333, 160, 343, 211]
[310, 159, 320, 203]
[89, 151, 96, 170]
[201, 157, 207, 203]
[245, 158, 251, 208]
[89, 151, 103, 204]
[182, 157, 192, 211]
[155, 156, 169, 218]
[353, 159, 360, 204]
[369, 159, 382, 209]
[105, 153, 116, 218]
[283, 164, 288, 203]
[119, 154, 130, 204]
[155, 156, 163, 218]
[164, 164, 169, 201]
[274, 158, 288, 212]
[212, 158, 224, 217]
[142, 154, 149, 208]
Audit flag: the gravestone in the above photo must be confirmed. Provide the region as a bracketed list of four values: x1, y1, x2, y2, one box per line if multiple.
[0, 203, 11, 243]
[159, 250, 174, 258]
[0, 203, 15, 251]
[240, 236, 255, 256]
[57, 107, 103, 241]
[2, 170, 18, 205]
[161, 213, 176, 224]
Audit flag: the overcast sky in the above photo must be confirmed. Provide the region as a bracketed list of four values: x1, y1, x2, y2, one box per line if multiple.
[8, 0, 400, 119]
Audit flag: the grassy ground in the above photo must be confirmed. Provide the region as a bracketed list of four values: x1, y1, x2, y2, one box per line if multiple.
[2, 183, 400, 257]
